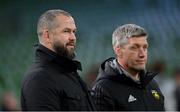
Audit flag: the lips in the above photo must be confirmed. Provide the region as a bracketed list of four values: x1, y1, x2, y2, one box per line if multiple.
[136, 60, 146, 64]
[67, 42, 75, 47]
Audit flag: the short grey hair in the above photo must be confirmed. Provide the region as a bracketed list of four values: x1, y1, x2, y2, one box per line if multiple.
[37, 9, 71, 38]
[112, 24, 148, 47]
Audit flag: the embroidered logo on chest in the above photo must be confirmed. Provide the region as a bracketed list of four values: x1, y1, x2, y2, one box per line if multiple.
[151, 90, 160, 100]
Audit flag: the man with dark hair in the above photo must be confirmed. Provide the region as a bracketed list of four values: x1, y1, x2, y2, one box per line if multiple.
[92, 24, 165, 111]
[21, 9, 96, 111]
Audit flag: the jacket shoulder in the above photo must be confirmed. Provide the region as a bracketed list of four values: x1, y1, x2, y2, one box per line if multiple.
[92, 77, 116, 110]
[148, 79, 162, 91]
[23, 67, 56, 90]
[92, 77, 115, 98]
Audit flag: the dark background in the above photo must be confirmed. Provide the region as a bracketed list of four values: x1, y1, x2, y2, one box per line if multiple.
[0, 0, 179, 110]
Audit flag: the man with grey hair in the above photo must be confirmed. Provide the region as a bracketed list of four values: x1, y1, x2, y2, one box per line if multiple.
[21, 9, 96, 111]
[92, 24, 165, 110]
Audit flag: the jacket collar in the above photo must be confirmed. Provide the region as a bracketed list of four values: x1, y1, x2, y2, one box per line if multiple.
[97, 57, 158, 88]
[34, 44, 82, 71]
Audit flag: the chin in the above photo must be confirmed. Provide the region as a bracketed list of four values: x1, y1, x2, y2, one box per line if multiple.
[68, 52, 76, 59]
[139, 67, 145, 71]
[135, 66, 145, 71]
[68, 48, 75, 53]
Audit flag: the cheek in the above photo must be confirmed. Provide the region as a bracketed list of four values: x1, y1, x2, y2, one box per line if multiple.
[53, 37, 65, 46]
[122, 53, 131, 63]
[54, 32, 67, 40]
[58, 36, 68, 44]
[124, 52, 137, 59]
[126, 53, 138, 64]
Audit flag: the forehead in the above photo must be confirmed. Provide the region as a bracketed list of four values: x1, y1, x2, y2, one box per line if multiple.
[128, 37, 148, 45]
[55, 15, 76, 28]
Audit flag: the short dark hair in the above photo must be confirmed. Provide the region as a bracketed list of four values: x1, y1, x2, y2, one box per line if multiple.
[37, 9, 71, 38]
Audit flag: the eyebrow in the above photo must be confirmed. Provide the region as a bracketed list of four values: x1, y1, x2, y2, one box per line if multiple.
[132, 43, 148, 47]
[64, 27, 77, 31]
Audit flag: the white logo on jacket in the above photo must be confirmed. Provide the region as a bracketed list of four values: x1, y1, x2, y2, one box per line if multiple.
[128, 94, 137, 102]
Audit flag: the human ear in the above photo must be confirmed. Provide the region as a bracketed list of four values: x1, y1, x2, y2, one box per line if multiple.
[42, 30, 51, 44]
[114, 46, 124, 58]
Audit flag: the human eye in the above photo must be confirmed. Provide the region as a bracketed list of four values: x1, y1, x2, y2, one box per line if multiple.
[143, 45, 148, 50]
[73, 29, 77, 34]
[130, 46, 138, 50]
[63, 29, 70, 33]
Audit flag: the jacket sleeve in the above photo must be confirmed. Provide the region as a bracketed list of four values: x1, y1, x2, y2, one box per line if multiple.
[151, 79, 165, 110]
[92, 83, 115, 110]
[21, 72, 61, 111]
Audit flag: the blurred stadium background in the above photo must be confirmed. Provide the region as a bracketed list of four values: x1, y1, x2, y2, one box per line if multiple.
[0, 0, 180, 110]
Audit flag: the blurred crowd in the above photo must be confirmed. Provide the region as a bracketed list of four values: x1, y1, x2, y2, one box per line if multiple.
[147, 61, 180, 111]
[0, 91, 19, 111]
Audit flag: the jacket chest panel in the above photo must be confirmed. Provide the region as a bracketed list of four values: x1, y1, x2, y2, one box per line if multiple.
[61, 88, 88, 110]
[111, 83, 164, 110]
[111, 84, 145, 110]
[53, 71, 90, 110]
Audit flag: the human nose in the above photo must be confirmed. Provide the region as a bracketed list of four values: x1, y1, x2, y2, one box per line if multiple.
[138, 48, 146, 57]
[70, 32, 76, 40]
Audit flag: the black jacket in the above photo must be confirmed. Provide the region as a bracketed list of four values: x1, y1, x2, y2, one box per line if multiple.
[21, 44, 96, 111]
[92, 57, 165, 111]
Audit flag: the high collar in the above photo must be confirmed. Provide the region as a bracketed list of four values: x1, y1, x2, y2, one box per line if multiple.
[96, 57, 158, 89]
[34, 44, 82, 71]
